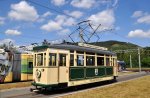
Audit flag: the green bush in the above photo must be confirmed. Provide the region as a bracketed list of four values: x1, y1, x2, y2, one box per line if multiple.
[141, 57, 150, 68]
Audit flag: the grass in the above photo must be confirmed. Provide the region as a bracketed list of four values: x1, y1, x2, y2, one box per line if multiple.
[0, 81, 31, 90]
[61, 75, 150, 98]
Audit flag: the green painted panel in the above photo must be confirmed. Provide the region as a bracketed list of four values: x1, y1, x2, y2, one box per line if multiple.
[69, 66, 113, 81]
[21, 69, 33, 74]
[106, 67, 113, 75]
[21, 59, 27, 64]
[33, 45, 48, 51]
[21, 59, 33, 74]
[70, 67, 85, 80]
[98, 67, 105, 76]
[86, 68, 96, 78]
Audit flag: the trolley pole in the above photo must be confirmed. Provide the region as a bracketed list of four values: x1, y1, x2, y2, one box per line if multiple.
[138, 48, 141, 72]
[79, 26, 84, 43]
[130, 54, 132, 68]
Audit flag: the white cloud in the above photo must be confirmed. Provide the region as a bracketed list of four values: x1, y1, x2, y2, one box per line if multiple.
[65, 10, 83, 18]
[0, 17, 5, 25]
[128, 29, 150, 38]
[58, 29, 70, 35]
[55, 15, 76, 26]
[112, 0, 119, 8]
[37, 11, 52, 23]
[137, 15, 150, 24]
[51, 0, 65, 6]
[132, 11, 150, 24]
[40, 20, 62, 32]
[41, 14, 76, 32]
[55, 15, 66, 24]
[5, 29, 22, 36]
[98, 0, 119, 9]
[8, 1, 39, 21]
[0, 39, 15, 46]
[63, 17, 76, 26]
[88, 9, 115, 28]
[71, 0, 95, 9]
[42, 11, 52, 18]
[132, 11, 143, 18]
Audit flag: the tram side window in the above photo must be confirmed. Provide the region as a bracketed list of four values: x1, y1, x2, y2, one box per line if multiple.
[28, 62, 33, 68]
[70, 54, 74, 66]
[59, 54, 66, 66]
[77, 55, 84, 66]
[34, 54, 36, 66]
[97, 57, 104, 66]
[106, 58, 110, 66]
[112, 58, 116, 66]
[86, 56, 95, 66]
[37, 53, 43, 66]
[49, 53, 56, 66]
[44, 53, 46, 66]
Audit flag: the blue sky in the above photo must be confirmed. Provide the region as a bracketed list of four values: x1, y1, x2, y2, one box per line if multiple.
[0, 0, 150, 47]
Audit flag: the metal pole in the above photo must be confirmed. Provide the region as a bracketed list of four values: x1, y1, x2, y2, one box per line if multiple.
[130, 54, 132, 68]
[138, 48, 141, 72]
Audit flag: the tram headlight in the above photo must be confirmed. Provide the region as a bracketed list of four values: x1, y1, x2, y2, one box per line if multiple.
[35, 70, 41, 79]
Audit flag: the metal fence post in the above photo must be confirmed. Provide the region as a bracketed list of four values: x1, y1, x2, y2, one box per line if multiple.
[130, 54, 132, 68]
[138, 48, 141, 72]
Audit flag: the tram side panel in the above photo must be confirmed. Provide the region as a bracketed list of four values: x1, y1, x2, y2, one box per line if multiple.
[69, 66, 114, 86]
[12, 53, 21, 82]
[68, 55, 117, 87]
[21, 54, 33, 81]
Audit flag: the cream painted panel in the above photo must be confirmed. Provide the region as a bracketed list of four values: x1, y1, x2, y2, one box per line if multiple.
[33, 68, 48, 84]
[47, 68, 58, 84]
[58, 67, 68, 83]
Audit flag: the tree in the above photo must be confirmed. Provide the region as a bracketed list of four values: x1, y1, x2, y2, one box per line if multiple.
[141, 57, 150, 68]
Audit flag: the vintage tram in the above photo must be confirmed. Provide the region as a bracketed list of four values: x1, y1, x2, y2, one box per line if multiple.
[31, 43, 118, 90]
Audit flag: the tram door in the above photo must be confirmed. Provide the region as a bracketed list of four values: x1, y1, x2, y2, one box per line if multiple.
[58, 52, 69, 83]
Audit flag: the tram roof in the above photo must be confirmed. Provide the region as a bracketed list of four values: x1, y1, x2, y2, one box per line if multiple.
[33, 44, 116, 56]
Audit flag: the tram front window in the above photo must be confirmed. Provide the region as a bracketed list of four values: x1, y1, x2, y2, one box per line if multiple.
[37, 53, 43, 66]
[49, 53, 56, 66]
[59, 54, 66, 66]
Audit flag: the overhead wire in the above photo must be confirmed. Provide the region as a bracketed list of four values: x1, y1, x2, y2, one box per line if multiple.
[2, 0, 143, 47]
[24, 0, 82, 43]
[25, 0, 74, 18]
[111, 31, 141, 46]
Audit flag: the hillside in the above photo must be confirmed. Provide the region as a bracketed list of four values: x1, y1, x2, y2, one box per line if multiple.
[90, 40, 139, 51]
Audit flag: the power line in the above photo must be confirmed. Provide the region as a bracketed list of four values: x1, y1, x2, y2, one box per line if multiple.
[25, 0, 74, 18]
[111, 31, 141, 46]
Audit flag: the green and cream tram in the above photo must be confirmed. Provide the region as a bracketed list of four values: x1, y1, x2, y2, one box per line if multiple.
[31, 43, 118, 90]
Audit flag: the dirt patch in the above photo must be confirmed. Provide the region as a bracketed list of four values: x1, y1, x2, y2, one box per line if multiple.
[0, 81, 32, 90]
